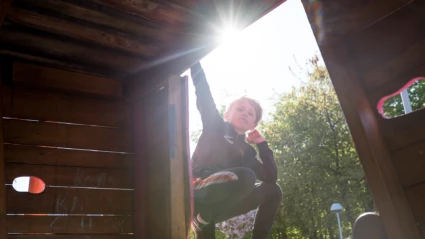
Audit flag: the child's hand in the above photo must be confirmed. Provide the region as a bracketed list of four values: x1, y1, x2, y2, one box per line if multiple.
[246, 129, 266, 144]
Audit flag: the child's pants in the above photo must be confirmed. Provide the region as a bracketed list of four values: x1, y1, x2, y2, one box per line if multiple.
[193, 167, 282, 239]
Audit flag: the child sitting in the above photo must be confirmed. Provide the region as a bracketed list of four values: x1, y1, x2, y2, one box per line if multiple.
[190, 62, 282, 239]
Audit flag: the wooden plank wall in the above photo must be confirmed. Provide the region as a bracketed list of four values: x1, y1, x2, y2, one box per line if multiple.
[1, 61, 134, 239]
[340, 2, 425, 237]
[301, 0, 425, 238]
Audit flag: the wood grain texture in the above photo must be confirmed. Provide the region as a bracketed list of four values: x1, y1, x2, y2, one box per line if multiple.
[0, 26, 147, 75]
[7, 215, 133, 233]
[317, 38, 421, 239]
[7, 7, 160, 57]
[6, 186, 133, 214]
[5, 163, 133, 188]
[4, 85, 129, 127]
[14, 0, 171, 43]
[12, 62, 122, 97]
[3, 119, 132, 152]
[4, 144, 132, 169]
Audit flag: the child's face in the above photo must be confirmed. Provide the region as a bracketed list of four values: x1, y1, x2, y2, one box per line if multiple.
[224, 99, 258, 134]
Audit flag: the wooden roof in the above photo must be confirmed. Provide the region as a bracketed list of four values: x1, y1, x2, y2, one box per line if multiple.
[0, 0, 284, 82]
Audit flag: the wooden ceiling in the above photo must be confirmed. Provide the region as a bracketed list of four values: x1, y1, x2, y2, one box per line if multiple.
[0, 0, 284, 80]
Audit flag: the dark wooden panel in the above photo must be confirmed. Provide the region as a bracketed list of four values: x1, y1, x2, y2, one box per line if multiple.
[7, 215, 133, 233]
[0, 26, 146, 75]
[0, 54, 10, 239]
[3, 119, 132, 152]
[14, 0, 170, 43]
[316, 38, 421, 239]
[405, 183, 425, 223]
[392, 139, 425, 188]
[7, 7, 160, 57]
[345, 0, 425, 88]
[12, 62, 122, 98]
[5, 85, 129, 127]
[4, 144, 132, 169]
[6, 186, 133, 214]
[5, 164, 132, 188]
[302, 0, 411, 44]
[0, 50, 116, 78]
[364, 37, 425, 95]
[8, 235, 133, 239]
[377, 108, 425, 152]
[143, 88, 171, 239]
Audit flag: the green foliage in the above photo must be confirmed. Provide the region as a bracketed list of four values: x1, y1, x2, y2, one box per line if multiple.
[262, 56, 374, 239]
[382, 80, 425, 118]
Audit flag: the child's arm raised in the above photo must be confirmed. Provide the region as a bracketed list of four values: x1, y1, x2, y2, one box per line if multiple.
[190, 62, 222, 129]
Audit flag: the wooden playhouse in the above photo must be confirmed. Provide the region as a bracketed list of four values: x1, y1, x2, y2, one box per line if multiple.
[0, 0, 424, 239]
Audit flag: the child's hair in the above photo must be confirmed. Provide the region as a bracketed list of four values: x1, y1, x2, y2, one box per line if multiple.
[225, 96, 263, 123]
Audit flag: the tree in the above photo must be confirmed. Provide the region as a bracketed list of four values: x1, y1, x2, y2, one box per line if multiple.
[382, 79, 425, 118]
[262, 55, 374, 239]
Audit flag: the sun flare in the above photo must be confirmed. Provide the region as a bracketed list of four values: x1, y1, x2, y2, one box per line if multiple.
[220, 28, 239, 43]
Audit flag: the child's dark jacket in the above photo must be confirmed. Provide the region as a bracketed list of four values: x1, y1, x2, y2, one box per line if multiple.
[190, 63, 278, 183]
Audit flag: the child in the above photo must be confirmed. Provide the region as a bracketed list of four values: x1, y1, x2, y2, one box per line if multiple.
[190, 62, 282, 239]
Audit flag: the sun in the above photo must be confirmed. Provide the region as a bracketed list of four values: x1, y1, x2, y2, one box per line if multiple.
[219, 28, 239, 44]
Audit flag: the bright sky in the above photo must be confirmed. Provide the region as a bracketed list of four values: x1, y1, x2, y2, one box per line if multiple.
[182, 0, 321, 154]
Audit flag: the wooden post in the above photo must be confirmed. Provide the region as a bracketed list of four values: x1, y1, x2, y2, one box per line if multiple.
[167, 75, 190, 239]
[319, 39, 421, 239]
[0, 59, 8, 238]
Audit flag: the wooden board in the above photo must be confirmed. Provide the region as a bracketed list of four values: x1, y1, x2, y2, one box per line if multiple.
[7, 7, 160, 57]
[4, 144, 132, 169]
[12, 62, 122, 98]
[5, 163, 132, 188]
[4, 85, 130, 127]
[6, 186, 132, 214]
[316, 39, 421, 239]
[167, 75, 189, 238]
[0, 26, 146, 76]
[13, 0, 169, 43]
[0, 57, 9, 239]
[377, 108, 425, 152]
[345, 0, 425, 88]
[7, 215, 133, 233]
[8, 235, 133, 239]
[143, 87, 171, 239]
[3, 119, 132, 152]
[392, 139, 425, 188]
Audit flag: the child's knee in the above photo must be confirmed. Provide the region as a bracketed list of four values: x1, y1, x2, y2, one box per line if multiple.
[262, 183, 283, 202]
[237, 167, 256, 186]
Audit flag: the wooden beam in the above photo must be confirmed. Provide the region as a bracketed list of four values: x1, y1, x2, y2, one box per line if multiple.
[6, 7, 161, 57]
[167, 75, 190, 239]
[0, 49, 119, 78]
[318, 38, 421, 239]
[0, 25, 147, 76]
[0, 58, 9, 239]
